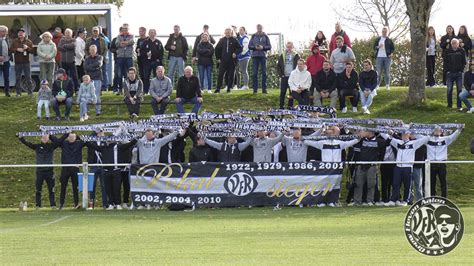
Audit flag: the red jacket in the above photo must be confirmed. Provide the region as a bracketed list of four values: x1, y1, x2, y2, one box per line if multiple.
[53, 32, 63, 63]
[329, 31, 351, 54]
[306, 44, 326, 76]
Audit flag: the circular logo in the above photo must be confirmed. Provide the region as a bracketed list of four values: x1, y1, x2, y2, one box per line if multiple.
[224, 172, 258, 196]
[404, 196, 464, 256]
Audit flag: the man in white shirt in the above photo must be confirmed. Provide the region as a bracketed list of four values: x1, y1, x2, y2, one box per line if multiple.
[288, 59, 312, 106]
[75, 28, 87, 81]
[373, 27, 395, 90]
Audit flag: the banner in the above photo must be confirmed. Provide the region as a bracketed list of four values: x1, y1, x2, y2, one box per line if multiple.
[130, 162, 344, 208]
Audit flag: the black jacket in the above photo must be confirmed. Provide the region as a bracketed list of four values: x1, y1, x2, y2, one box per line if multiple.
[373, 36, 395, 58]
[87, 139, 137, 170]
[440, 34, 456, 55]
[352, 137, 387, 162]
[445, 48, 466, 73]
[136, 37, 148, 62]
[20, 137, 62, 171]
[189, 145, 213, 162]
[196, 42, 215, 66]
[176, 75, 202, 99]
[141, 38, 164, 65]
[51, 134, 86, 164]
[315, 69, 337, 93]
[457, 33, 472, 56]
[276, 52, 300, 77]
[159, 133, 187, 163]
[337, 70, 359, 91]
[52, 78, 74, 98]
[164, 33, 189, 60]
[215, 36, 242, 62]
[192, 33, 216, 57]
[464, 71, 474, 91]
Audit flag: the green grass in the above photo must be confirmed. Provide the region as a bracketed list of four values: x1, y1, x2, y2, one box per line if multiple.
[1, 207, 473, 264]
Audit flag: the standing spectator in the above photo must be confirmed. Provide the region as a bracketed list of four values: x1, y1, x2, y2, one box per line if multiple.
[445, 38, 466, 110]
[165, 25, 189, 85]
[276, 41, 300, 109]
[19, 134, 62, 209]
[250, 130, 283, 162]
[114, 25, 134, 95]
[86, 129, 106, 209]
[440, 25, 456, 85]
[37, 80, 52, 120]
[176, 66, 203, 114]
[359, 59, 378, 114]
[373, 27, 395, 90]
[136, 129, 180, 164]
[329, 22, 351, 54]
[188, 134, 213, 162]
[313, 60, 337, 108]
[51, 68, 74, 121]
[288, 59, 311, 106]
[426, 26, 437, 87]
[204, 136, 252, 162]
[76, 75, 97, 122]
[10, 28, 33, 97]
[249, 24, 271, 94]
[98, 26, 110, 91]
[281, 128, 309, 162]
[150, 66, 172, 115]
[314, 31, 328, 56]
[306, 44, 326, 96]
[380, 139, 396, 203]
[460, 62, 474, 113]
[84, 45, 103, 116]
[123, 67, 144, 118]
[86, 27, 108, 93]
[192, 24, 216, 61]
[135, 26, 148, 84]
[58, 28, 79, 91]
[337, 62, 359, 113]
[141, 29, 164, 94]
[37, 32, 57, 87]
[196, 33, 214, 93]
[330, 36, 356, 75]
[109, 27, 120, 93]
[75, 28, 87, 81]
[0, 25, 11, 97]
[214, 28, 242, 93]
[237, 27, 251, 90]
[52, 27, 63, 65]
[457, 25, 472, 62]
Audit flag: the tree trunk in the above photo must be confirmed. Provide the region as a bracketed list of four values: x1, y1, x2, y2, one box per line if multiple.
[404, 0, 435, 105]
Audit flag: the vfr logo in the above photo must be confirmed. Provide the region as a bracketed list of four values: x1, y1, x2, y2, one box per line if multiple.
[224, 172, 258, 196]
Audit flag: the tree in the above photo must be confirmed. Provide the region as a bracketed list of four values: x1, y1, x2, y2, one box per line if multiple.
[335, 0, 409, 41]
[404, 0, 435, 105]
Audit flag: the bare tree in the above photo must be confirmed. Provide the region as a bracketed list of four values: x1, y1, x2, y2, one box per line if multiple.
[335, 0, 409, 41]
[404, 0, 435, 105]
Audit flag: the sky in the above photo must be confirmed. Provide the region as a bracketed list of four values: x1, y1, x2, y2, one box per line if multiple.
[118, 0, 473, 51]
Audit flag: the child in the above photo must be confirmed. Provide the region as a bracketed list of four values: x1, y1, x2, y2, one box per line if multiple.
[37, 80, 52, 120]
[77, 75, 97, 121]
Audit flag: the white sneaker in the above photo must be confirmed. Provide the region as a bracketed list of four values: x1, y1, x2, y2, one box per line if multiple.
[137, 205, 144, 210]
[367, 202, 374, 207]
[375, 201, 385, 207]
[106, 205, 115, 210]
[84, 114, 89, 120]
[328, 203, 336, 207]
[146, 205, 151, 210]
[352, 107, 358, 113]
[116, 204, 123, 210]
[467, 107, 474, 113]
[347, 202, 357, 207]
[384, 201, 396, 207]
[362, 202, 368, 207]
[121, 203, 129, 210]
[317, 203, 326, 208]
[396, 201, 408, 207]
[207, 90, 213, 94]
[241, 86, 249, 90]
[80, 117, 84, 122]
[364, 108, 371, 114]
[341, 107, 347, 113]
[386, 85, 390, 90]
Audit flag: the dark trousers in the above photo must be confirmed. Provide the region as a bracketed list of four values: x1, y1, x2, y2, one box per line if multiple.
[76, 63, 84, 83]
[391, 166, 412, 202]
[339, 89, 359, 109]
[59, 166, 79, 207]
[124, 97, 142, 115]
[52, 97, 73, 118]
[309, 75, 317, 96]
[291, 90, 310, 106]
[446, 72, 463, 108]
[216, 60, 236, 92]
[15, 62, 31, 95]
[90, 167, 107, 208]
[426, 55, 436, 86]
[104, 169, 122, 206]
[252, 57, 267, 92]
[380, 164, 394, 202]
[0, 60, 10, 95]
[101, 62, 108, 89]
[61, 62, 79, 92]
[150, 96, 170, 115]
[137, 59, 146, 85]
[142, 61, 161, 94]
[121, 170, 130, 204]
[35, 170, 56, 207]
[115, 57, 133, 93]
[431, 163, 447, 198]
[279, 77, 293, 109]
[442, 55, 448, 85]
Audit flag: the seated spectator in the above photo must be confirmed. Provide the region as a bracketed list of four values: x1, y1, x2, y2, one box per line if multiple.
[337, 62, 359, 113]
[76, 75, 97, 122]
[359, 59, 378, 114]
[176, 66, 203, 114]
[288, 59, 311, 106]
[37, 80, 52, 120]
[51, 68, 74, 121]
[306, 44, 326, 96]
[330, 36, 356, 75]
[196, 33, 215, 93]
[276, 41, 299, 109]
[83, 45, 103, 116]
[123, 67, 143, 119]
[37, 31, 57, 87]
[460, 62, 474, 113]
[313, 60, 337, 108]
[150, 66, 172, 115]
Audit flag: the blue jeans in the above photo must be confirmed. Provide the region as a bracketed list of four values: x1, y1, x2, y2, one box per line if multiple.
[168, 56, 184, 85]
[391, 166, 412, 202]
[115, 57, 133, 93]
[252, 57, 267, 92]
[150, 96, 170, 115]
[176, 96, 201, 114]
[376, 57, 391, 86]
[459, 89, 473, 109]
[101, 61, 108, 89]
[52, 97, 73, 118]
[446, 72, 463, 108]
[408, 167, 423, 203]
[0, 60, 11, 95]
[93, 80, 102, 114]
[90, 167, 107, 208]
[359, 89, 375, 108]
[198, 64, 213, 91]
